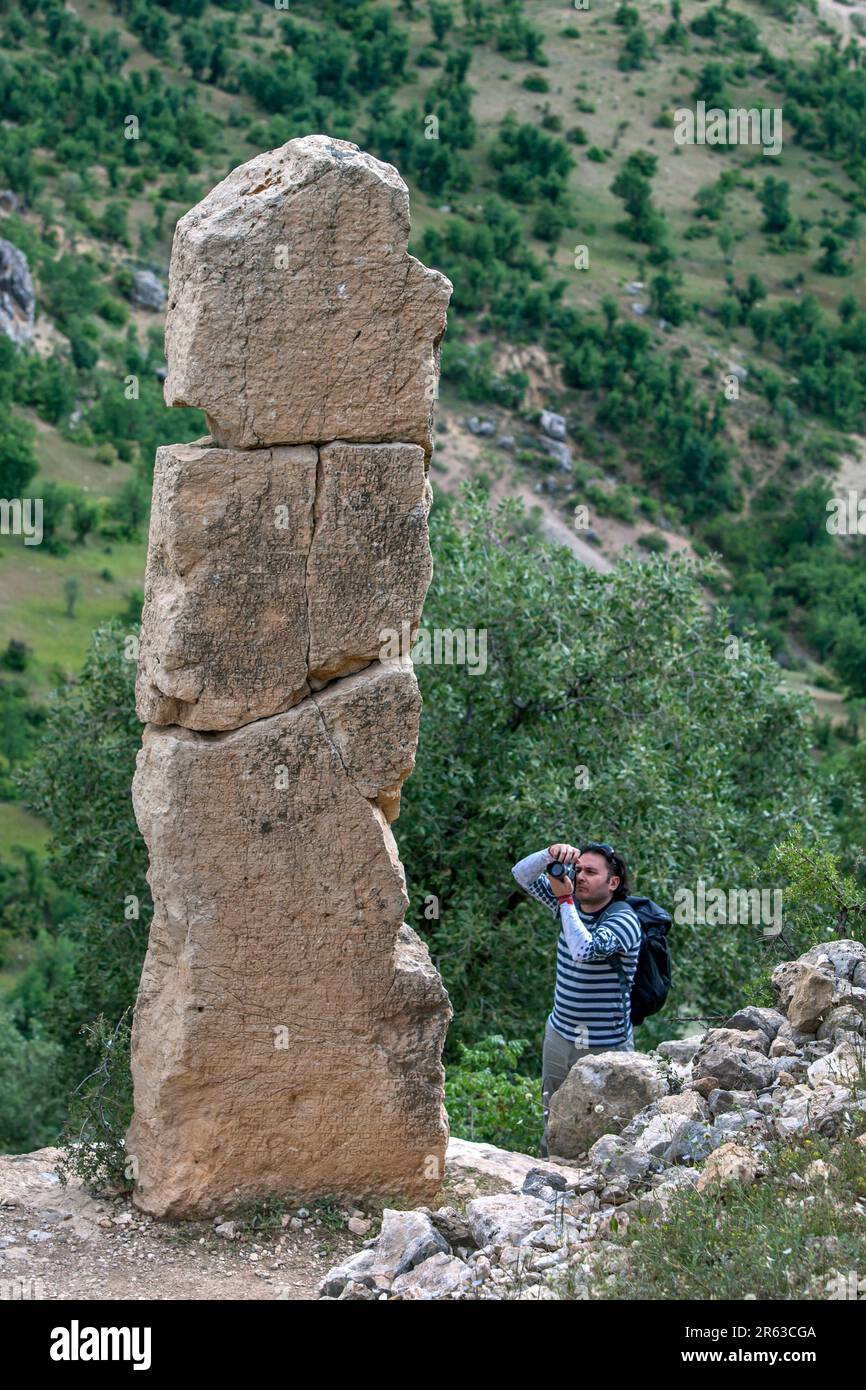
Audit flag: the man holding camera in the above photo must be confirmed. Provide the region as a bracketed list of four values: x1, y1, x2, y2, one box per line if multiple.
[511, 841, 641, 1159]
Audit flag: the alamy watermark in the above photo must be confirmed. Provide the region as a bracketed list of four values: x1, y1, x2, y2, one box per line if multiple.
[50, 1322, 152, 1369]
[673, 880, 783, 936]
[826, 1269, 866, 1299]
[826, 491, 866, 536]
[674, 102, 783, 157]
[0, 497, 42, 545]
[379, 621, 487, 676]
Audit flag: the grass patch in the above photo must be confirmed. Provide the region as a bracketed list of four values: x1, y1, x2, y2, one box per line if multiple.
[591, 1125, 866, 1300]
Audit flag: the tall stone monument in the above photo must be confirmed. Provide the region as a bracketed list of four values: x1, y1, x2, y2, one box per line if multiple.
[125, 136, 454, 1220]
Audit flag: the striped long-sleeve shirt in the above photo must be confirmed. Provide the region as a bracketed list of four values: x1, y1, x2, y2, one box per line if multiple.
[511, 848, 641, 1048]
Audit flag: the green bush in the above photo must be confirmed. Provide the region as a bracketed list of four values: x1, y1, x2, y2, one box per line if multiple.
[445, 1034, 541, 1151]
[637, 531, 668, 553]
[0, 1003, 65, 1151]
[56, 1011, 134, 1193]
[586, 480, 636, 521]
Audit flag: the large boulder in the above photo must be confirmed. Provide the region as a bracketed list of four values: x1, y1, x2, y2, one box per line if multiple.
[465, 1194, 550, 1249]
[807, 1038, 866, 1089]
[800, 940, 866, 983]
[164, 135, 451, 455]
[547, 1052, 669, 1159]
[723, 1006, 786, 1041]
[131, 268, 167, 311]
[588, 1133, 655, 1181]
[656, 1036, 703, 1065]
[694, 1027, 770, 1056]
[787, 966, 836, 1033]
[772, 1081, 855, 1139]
[390, 1252, 473, 1300]
[695, 1142, 759, 1193]
[445, 1136, 588, 1192]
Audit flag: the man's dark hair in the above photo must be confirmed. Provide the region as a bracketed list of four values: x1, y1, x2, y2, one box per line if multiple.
[580, 843, 631, 901]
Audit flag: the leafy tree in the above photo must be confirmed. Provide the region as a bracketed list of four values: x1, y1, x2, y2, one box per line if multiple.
[39, 480, 74, 555]
[663, 0, 688, 46]
[0, 409, 38, 497]
[397, 484, 832, 1060]
[816, 232, 851, 277]
[760, 177, 792, 235]
[650, 269, 689, 325]
[693, 61, 731, 110]
[429, 0, 453, 42]
[105, 473, 150, 538]
[618, 24, 650, 71]
[71, 496, 99, 545]
[13, 624, 151, 1112]
[63, 575, 81, 618]
[490, 115, 574, 205]
[445, 1034, 540, 1150]
[834, 617, 866, 698]
[0, 1004, 65, 1151]
[766, 827, 866, 946]
[611, 152, 667, 245]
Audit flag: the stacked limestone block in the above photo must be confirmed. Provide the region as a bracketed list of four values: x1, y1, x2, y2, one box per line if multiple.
[126, 136, 454, 1220]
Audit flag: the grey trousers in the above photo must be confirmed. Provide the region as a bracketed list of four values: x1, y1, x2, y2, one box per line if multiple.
[540, 1017, 635, 1159]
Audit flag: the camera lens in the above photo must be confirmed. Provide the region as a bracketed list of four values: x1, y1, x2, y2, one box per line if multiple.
[547, 862, 566, 878]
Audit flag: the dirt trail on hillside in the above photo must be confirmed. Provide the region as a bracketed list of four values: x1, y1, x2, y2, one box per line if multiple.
[818, 0, 866, 42]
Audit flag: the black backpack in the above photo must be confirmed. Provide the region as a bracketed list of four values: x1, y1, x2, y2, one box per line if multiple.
[607, 896, 672, 1027]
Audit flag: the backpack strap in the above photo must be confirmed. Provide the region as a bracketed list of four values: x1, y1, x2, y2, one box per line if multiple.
[598, 900, 634, 1036]
[608, 952, 632, 1035]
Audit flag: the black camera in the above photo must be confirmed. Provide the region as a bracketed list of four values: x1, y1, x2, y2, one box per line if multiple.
[546, 861, 569, 879]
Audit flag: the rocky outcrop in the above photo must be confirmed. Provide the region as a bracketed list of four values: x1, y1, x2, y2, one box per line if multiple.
[0, 237, 34, 347]
[318, 938, 866, 1299]
[126, 136, 453, 1220]
[131, 269, 167, 312]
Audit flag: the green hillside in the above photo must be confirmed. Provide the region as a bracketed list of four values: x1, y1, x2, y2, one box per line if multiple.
[1, 0, 866, 1175]
[1, 0, 865, 694]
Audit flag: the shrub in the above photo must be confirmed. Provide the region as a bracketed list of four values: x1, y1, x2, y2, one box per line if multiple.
[445, 1034, 541, 1151]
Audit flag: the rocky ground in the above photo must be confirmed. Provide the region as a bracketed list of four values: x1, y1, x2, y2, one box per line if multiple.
[320, 938, 866, 1300]
[2, 939, 865, 1301]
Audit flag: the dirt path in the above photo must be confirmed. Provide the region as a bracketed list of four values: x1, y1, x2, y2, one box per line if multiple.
[0, 1149, 362, 1301]
[817, 0, 866, 42]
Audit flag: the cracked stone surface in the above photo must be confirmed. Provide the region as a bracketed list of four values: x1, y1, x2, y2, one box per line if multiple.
[129, 135, 452, 1221]
[136, 437, 432, 730]
[128, 659, 452, 1220]
[163, 134, 452, 455]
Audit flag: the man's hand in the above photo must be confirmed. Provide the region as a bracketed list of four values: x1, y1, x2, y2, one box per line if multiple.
[547, 871, 575, 899]
[547, 843, 580, 864]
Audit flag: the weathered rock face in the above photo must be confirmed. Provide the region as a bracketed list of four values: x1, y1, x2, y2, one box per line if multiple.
[131, 268, 167, 312]
[127, 660, 450, 1218]
[164, 135, 452, 455]
[0, 237, 35, 347]
[135, 437, 431, 730]
[548, 1052, 669, 1159]
[128, 136, 452, 1220]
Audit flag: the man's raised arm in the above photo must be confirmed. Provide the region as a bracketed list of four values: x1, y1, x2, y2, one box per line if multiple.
[560, 898, 641, 964]
[511, 848, 564, 916]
